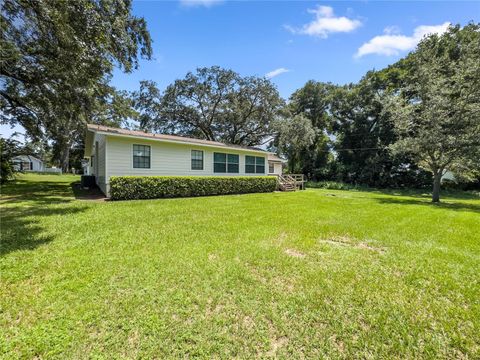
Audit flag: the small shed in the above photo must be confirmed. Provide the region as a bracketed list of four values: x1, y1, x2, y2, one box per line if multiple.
[12, 155, 45, 172]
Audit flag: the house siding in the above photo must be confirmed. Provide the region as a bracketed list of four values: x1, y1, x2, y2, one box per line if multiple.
[94, 134, 107, 195]
[104, 135, 268, 196]
[269, 162, 283, 175]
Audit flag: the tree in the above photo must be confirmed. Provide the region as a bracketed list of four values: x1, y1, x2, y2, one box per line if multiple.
[387, 23, 480, 202]
[135, 66, 285, 146]
[1, 0, 152, 171]
[329, 71, 431, 188]
[273, 114, 316, 174]
[133, 80, 163, 132]
[0, 137, 22, 183]
[287, 81, 334, 179]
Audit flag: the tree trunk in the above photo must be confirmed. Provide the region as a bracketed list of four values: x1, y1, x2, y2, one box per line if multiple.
[432, 171, 442, 203]
[60, 143, 70, 173]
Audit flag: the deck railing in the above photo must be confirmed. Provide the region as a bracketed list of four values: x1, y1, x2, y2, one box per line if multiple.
[277, 174, 305, 191]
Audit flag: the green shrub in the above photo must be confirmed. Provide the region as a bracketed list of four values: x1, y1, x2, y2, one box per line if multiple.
[110, 176, 278, 200]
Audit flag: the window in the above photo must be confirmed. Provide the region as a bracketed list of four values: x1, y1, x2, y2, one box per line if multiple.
[191, 150, 203, 170]
[214, 153, 226, 173]
[245, 156, 255, 174]
[133, 144, 151, 169]
[227, 154, 239, 173]
[245, 156, 265, 174]
[214, 152, 239, 173]
[269, 162, 274, 174]
[255, 156, 265, 174]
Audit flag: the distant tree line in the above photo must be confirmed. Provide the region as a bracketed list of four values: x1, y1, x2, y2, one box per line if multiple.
[272, 23, 480, 202]
[132, 24, 479, 201]
[1, 0, 478, 201]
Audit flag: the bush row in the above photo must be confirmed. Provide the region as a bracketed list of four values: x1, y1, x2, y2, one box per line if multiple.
[109, 176, 278, 200]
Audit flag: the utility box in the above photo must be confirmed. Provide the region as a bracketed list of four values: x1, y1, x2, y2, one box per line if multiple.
[81, 175, 96, 188]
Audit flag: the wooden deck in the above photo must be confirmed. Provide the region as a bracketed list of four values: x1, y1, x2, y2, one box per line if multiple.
[276, 174, 305, 191]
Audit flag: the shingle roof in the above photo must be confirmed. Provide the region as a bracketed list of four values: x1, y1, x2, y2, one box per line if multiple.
[86, 124, 270, 154]
[13, 155, 43, 163]
[268, 154, 287, 162]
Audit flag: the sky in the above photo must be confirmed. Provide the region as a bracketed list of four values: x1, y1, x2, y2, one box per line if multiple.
[2, 0, 479, 138]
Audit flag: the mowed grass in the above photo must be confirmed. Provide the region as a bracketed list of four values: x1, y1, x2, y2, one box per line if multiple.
[1, 174, 479, 359]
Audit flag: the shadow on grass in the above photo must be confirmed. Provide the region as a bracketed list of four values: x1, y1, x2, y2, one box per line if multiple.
[70, 182, 106, 201]
[1, 205, 89, 256]
[370, 188, 480, 201]
[1, 179, 90, 257]
[372, 195, 480, 214]
[1, 180, 74, 205]
[314, 185, 480, 213]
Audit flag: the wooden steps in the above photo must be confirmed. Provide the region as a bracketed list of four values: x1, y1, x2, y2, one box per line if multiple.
[278, 174, 305, 192]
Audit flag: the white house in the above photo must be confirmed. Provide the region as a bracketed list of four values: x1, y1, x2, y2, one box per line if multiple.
[84, 124, 285, 196]
[12, 155, 44, 172]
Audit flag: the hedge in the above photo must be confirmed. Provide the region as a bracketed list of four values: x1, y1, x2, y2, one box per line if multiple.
[109, 176, 278, 200]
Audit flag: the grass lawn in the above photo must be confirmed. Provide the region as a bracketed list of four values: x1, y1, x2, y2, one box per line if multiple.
[1, 174, 479, 358]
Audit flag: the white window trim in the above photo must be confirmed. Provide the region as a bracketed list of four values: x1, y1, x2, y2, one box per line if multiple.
[191, 149, 204, 171]
[268, 162, 275, 174]
[132, 143, 152, 170]
[213, 152, 240, 174]
[246, 155, 266, 174]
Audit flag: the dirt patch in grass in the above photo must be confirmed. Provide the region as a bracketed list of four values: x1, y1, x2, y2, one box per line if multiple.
[357, 242, 385, 253]
[246, 264, 296, 293]
[319, 235, 385, 253]
[266, 335, 289, 357]
[329, 334, 345, 354]
[242, 315, 255, 331]
[205, 299, 225, 318]
[270, 231, 288, 246]
[284, 248, 306, 258]
[259, 318, 289, 358]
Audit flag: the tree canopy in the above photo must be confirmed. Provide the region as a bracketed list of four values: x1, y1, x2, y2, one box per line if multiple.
[1, 0, 152, 170]
[387, 23, 480, 201]
[134, 66, 285, 146]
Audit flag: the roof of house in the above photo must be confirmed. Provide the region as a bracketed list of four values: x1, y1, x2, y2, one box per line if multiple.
[268, 154, 286, 162]
[12, 155, 43, 163]
[86, 124, 277, 156]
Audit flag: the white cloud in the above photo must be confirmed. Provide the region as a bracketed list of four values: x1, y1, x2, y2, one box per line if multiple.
[179, 0, 223, 8]
[265, 68, 290, 79]
[286, 5, 362, 38]
[355, 22, 450, 58]
[383, 25, 401, 35]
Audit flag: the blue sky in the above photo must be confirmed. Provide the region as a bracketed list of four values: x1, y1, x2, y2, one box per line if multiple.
[111, 0, 479, 98]
[2, 0, 479, 138]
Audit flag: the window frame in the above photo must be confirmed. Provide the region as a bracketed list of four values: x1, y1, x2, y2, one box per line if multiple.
[132, 144, 152, 169]
[269, 162, 275, 174]
[213, 152, 227, 173]
[245, 155, 266, 174]
[213, 152, 240, 174]
[227, 154, 239, 173]
[245, 155, 256, 174]
[191, 150, 204, 170]
[255, 156, 265, 174]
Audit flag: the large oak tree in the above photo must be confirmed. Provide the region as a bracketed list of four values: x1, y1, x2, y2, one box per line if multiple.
[134, 66, 285, 146]
[1, 0, 152, 170]
[387, 23, 480, 202]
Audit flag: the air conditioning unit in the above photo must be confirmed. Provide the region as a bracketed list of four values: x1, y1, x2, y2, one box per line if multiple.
[80, 175, 96, 188]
